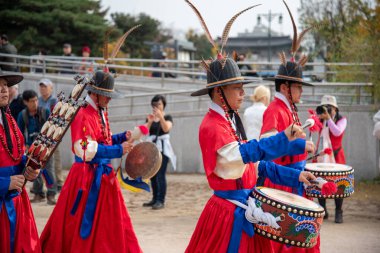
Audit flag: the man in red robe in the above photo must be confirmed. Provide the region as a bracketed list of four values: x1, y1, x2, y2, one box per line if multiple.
[186, 56, 316, 253]
[40, 71, 142, 253]
[0, 72, 41, 253]
[260, 61, 319, 253]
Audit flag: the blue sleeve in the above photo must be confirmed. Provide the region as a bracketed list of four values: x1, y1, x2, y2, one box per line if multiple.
[0, 177, 10, 197]
[112, 132, 127, 145]
[94, 144, 123, 159]
[240, 132, 306, 164]
[258, 160, 302, 188]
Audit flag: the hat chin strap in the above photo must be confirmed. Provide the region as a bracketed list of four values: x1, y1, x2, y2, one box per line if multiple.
[218, 87, 247, 141]
[286, 82, 301, 125]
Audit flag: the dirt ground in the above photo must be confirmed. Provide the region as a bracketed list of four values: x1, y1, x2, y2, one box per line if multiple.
[31, 174, 380, 253]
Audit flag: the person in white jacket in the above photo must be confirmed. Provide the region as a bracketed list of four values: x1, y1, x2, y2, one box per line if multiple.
[243, 85, 271, 140]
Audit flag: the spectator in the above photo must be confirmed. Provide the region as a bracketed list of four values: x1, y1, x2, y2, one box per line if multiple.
[8, 84, 25, 119]
[243, 85, 271, 140]
[60, 43, 76, 74]
[38, 78, 63, 191]
[237, 54, 257, 77]
[17, 89, 57, 205]
[34, 48, 48, 73]
[78, 46, 95, 74]
[143, 95, 176, 210]
[315, 95, 347, 223]
[151, 52, 175, 78]
[0, 34, 18, 71]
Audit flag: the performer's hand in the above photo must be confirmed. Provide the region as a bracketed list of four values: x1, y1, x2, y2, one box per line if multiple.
[305, 140, 315, 153]
[284, 124, 306, 140]
[121, 142, 134, 155]
[8, 175, 25, 192]
[125, 130, 132, 141]
[24, 166, 40, 181]
[299, 171, 316, 186]
[153, 107, 164, 120]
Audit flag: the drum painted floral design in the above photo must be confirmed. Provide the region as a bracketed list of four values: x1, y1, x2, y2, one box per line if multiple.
[305, 163, 354, 198]
[252, 187, 324, 248]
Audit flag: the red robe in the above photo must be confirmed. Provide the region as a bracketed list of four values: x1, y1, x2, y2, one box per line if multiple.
[40, 105, 142, 253]
[0, 113, 41, 253]
[185, 109, 273, 253]
[261, 97, 319, 253]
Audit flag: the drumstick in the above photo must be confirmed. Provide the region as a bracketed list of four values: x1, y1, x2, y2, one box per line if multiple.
[291, 119, 315, 136]
[306, 147, 333, 161]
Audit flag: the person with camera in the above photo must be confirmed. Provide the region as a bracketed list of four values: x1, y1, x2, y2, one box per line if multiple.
[316, 95, 347, 223]
[143, 95, 176, 210]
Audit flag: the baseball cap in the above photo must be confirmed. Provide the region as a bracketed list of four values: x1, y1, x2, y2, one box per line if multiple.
[39, 78, 53, 87]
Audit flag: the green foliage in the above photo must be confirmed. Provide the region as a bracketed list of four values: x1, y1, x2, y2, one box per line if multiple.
[186, 29, 213, 60]
[0, 0, 109, 55]
[110, 12, 172, 58]
[299, 0, 380, 101]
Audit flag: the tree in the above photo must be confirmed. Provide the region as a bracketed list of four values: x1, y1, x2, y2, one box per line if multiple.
[299, 0, 380, 100]
[0, 0, 109, 55]
[186, 29, 213, 60]
[110, 12, 172, 58]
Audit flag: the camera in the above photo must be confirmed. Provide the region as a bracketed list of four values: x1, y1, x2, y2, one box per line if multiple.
[316, 105, 332, 115]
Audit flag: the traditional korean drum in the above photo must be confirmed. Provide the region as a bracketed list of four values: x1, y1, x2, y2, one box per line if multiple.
[305, 163, 354, 198]
[124, 142, 162, 180]
[252, 187, 324, 248]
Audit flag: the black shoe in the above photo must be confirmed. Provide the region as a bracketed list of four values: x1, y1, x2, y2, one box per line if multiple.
[324, 210, 329, 220]
[335, 210, 343, 223]
[152, 202, 164, 210]
[47, 195, 57, 205]
[143, 200, 156, 207]
[57, 185, 62, 192]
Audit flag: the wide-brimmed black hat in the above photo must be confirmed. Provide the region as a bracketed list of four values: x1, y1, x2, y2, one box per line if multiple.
[264, 61, 313, 86]
[86, 71, 124, 99]
[191, 58, 256, 96]
[0, 71, 23, 87]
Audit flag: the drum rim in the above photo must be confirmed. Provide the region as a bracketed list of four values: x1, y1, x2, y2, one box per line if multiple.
[253, 187, 325, 215]
[305, 163, 353, 176]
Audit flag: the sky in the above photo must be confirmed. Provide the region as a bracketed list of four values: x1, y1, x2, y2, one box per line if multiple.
[102, 0, 301, 39]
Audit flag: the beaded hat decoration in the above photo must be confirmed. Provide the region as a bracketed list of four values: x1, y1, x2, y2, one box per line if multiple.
[185, 0, 261, 97]
[264, 0, 320, 87]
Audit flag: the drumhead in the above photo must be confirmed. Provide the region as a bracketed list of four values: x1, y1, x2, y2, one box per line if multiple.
[305, 163, 352, 172]
[256, 187, 324, 212]
[124, 142, 162, 180]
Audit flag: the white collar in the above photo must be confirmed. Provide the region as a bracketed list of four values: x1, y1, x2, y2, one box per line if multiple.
[210, 101, 227, 120]
[274, 92, 292, 111]
[85, 95, 97, 110]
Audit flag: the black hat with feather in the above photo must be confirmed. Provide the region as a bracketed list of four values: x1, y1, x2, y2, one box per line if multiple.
[185, 0, 261, 97]
[264, 0, 318, 88]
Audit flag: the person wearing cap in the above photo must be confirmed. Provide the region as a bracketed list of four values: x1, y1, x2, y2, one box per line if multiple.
[315, 95, 347, 223]
[78, 46, 95, 74]
[0, 72, 41, 252]
[243, 85, 271, 140]
[40, 70, 143, 252]
[38, 78, 64, 191]
[0, 34, 18, 72]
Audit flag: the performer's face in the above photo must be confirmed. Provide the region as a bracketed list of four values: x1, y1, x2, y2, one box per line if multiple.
[290, 83, 303, 103]
[0, 79, 9, 107]
[98, 94, 111, 108]
[221, 83, 245, 110]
